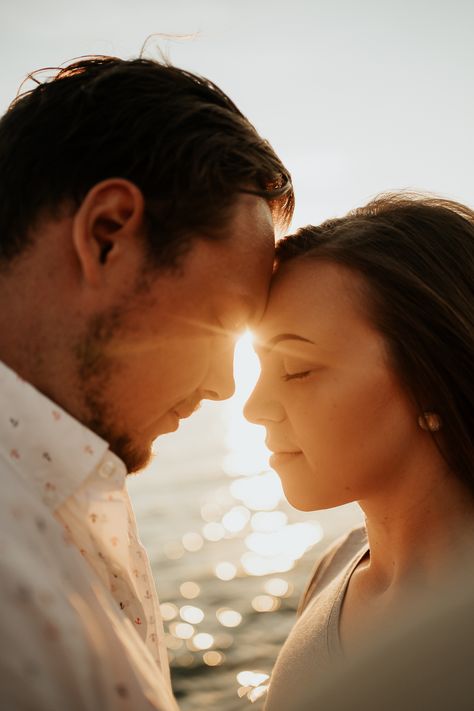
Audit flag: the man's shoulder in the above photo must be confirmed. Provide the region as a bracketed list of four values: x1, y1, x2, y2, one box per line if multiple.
[0, 456, 64, 548]
[0, 457, 88, 609]
[0, 464, 104, 708]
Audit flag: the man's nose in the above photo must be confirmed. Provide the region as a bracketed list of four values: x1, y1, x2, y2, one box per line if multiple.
[200, 344, 236, 401]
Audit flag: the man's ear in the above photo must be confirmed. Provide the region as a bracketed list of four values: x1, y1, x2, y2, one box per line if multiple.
[72, 179, 145, 288]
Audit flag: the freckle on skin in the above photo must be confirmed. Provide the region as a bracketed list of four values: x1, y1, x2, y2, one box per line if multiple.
[16, 585, 32, 603]
[115, 683, 129, 699]
[35, 517, 47, 532]
[43, 621, 60, 642]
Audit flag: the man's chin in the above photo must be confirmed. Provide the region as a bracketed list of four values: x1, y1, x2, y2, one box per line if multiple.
[108, 433, 153, 474]
[124, 449, 154, 475]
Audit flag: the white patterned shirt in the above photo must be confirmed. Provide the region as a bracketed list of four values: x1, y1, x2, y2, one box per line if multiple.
[0, 361, 178, 711]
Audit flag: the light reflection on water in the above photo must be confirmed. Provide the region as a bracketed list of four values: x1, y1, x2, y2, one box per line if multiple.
[128, 333, 363, 710]
[180, 581, 200, 599]
[217, 608, 242, 628]
[230, 472, 283, 511]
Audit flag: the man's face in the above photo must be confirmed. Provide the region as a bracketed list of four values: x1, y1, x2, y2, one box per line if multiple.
[76, 194, 275, 472]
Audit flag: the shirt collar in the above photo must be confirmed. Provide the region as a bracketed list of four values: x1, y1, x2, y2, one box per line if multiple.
[0, 360, 126, 511]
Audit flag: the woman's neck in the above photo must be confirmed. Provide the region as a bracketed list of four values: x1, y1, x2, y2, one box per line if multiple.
[358, 465, 474, 595]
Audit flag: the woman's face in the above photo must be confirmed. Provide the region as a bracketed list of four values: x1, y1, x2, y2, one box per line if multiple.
[244, 258, 423, 511]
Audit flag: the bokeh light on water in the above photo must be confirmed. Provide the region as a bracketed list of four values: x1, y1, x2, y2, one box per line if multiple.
[128, 332, 363, 710]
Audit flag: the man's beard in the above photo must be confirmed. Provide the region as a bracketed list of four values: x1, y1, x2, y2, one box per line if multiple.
[73, 308, 152, 474]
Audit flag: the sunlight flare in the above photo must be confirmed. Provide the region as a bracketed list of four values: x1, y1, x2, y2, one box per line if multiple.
[224, 331, 270, 476]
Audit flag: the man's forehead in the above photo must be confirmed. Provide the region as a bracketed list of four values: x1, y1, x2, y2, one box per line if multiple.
[144, 196, 275, 322]
[247, 263, 298, 336]
[236, 291, 265, 327]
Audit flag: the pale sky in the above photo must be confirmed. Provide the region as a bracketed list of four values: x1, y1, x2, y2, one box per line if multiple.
[1, 0, 473, 230]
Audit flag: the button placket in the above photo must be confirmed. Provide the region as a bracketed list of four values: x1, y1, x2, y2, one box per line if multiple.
[98, 459, 116, 479]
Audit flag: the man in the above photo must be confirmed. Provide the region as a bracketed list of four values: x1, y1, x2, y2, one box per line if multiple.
[0, 56, 293, 710]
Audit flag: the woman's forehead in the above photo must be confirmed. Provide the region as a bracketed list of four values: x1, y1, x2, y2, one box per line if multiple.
[255, 259, 375, 343]
[270, 259, 364, 312]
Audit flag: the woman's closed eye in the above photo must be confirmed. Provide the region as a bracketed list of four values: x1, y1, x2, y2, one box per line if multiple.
[280, 354, 323, 381]
[282, 369, 312, 381]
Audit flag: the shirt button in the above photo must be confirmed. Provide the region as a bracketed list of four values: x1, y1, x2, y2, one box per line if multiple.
[111, 562, 122, 576]
[99, 459, 116, 479]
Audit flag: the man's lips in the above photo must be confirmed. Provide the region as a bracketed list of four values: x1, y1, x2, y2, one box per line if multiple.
[173, 401, 202, 420]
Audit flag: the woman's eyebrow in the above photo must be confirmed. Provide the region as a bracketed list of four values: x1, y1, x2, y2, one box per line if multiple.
[255, 333, 315, 354]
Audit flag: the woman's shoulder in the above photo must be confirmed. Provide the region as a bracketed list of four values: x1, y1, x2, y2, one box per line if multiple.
[297, 525, 368, 616]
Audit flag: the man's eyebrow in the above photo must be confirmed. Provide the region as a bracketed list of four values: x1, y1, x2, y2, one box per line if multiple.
[255, 333, 315, 353]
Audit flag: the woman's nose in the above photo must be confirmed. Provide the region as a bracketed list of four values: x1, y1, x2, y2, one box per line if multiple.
[243, 376, 285, 424]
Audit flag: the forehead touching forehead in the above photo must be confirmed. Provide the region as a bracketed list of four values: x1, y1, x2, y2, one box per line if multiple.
[201, 194, 275, 305]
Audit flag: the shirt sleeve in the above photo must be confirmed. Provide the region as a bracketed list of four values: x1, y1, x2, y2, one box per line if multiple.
[0, 546, 107, 711]
[0, 531, 175, 711]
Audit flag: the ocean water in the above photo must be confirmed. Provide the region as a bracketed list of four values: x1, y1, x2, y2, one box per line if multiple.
[128, 397, 363, 711]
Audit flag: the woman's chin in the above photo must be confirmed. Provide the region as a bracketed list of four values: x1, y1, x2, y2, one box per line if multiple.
[281, 481, 355, 512]
[286, 496, 321, 512]
[280, 481, 321, 512]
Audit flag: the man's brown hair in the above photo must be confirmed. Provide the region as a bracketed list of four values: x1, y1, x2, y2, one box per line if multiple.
[0, 56, 294, 265]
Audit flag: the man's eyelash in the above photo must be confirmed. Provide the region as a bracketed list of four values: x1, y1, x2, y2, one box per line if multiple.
[282, 370, 312, 381]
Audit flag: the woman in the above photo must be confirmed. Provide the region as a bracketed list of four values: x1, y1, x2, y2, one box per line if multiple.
[244, 193, 474, 710]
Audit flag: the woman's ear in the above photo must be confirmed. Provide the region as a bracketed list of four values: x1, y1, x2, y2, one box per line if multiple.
[72, 178, 145, 288]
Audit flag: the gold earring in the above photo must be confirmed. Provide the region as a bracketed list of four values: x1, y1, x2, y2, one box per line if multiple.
[418, 412, 442, 432]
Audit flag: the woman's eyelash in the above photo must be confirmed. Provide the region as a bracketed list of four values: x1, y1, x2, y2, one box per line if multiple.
[282, 370, 312, 381]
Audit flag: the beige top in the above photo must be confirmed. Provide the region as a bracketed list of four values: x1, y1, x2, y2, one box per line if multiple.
[264, 526, 369, 711]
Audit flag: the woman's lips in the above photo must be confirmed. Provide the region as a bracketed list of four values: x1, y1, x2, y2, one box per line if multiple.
[269, 451, 302, 467]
